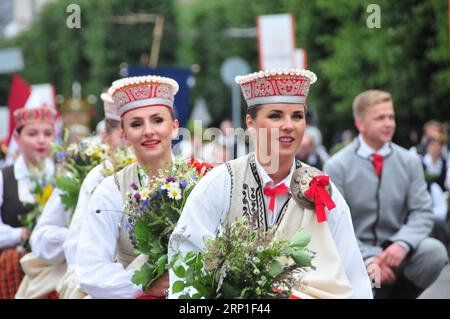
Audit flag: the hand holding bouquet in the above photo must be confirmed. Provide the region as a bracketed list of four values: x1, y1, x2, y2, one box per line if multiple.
[170, 217, 315, 299]
[124, 158, 212, 290]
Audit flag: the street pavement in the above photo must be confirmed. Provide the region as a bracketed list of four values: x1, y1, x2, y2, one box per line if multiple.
[419, 264, 450, 299]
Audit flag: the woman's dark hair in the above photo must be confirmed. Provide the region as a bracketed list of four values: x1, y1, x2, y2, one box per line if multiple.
[15, 127, 23, 135]
[246, 104, 262, 120]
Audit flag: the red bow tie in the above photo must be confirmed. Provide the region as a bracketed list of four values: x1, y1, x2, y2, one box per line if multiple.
[263, 183, 289, 213]
[371, 153, 384, 177]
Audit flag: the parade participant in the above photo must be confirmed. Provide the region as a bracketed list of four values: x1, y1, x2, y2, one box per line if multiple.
[324, 90, 448, 298]
[57, 92, 125, 299]
[15, 92, 123, 299]
[168, 69, 373, 299]
[0, 105, 56, 299]
[76, 75, 180, 298]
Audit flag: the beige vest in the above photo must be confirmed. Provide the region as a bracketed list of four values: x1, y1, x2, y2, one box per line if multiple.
[113, 162, 142, 268]
[224, 154, 353, 299]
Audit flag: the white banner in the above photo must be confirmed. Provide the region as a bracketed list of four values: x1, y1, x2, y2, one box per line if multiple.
[257, 14, 296, 70]
[293, 48, 307, 69]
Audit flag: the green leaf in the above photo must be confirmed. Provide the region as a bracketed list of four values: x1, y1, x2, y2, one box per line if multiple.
[172, 257, 186, 278]
[268, 260, 284, 278]
[290, 230, 311, 248]
[134, 220, 150, 241]
[172, 281, 185, 294]
[154, 255, 168, 276]
[219, 282, 240, 299]
[131, 263, 153, 288]
[161, 203, 181, 223]
[291, 249, 313, 267]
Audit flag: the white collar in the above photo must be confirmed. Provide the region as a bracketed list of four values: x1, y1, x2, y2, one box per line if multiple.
[423, 153, 443, 170]
[356, 135, 392, 158]
[14, 155, 55, 181]
[253, 154, 297, 188]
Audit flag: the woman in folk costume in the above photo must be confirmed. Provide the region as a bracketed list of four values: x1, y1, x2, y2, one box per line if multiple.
[15, 93, 124, 299]
[0, 105, 56, 299]
[57, 92, 125, 299]
[76, 75, 180, 298]
[168, 69, 373, 299]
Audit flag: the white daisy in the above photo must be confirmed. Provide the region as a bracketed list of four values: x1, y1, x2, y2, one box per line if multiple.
[85, 148, 94, 156]
[140, 189, 150, 200]
[167, 187, 182, 200]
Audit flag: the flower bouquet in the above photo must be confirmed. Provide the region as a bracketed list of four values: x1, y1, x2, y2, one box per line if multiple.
[52, 136, 111, 212]
[19, 175, 54, 231]
[170, 217, 315, 299]
[124, 158, 212, 290]
[101, 146, 136, 177]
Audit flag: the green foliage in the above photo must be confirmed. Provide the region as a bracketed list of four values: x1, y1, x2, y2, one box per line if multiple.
[170, 217, 314, 299]
[55, 175, 81, 211]
[175, 0, 450, 147]
[0, 0, 179, 127]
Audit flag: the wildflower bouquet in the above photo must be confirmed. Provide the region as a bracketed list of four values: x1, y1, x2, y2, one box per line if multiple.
[52, 137, 110, 212]
[124, 158, 211, 290]
[101, 147, 136, 177]
[20, 175, 54, 230]
[170, 217, 315, 299]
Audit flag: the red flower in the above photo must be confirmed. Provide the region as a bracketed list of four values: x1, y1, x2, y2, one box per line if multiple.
[274, 289, 301, 299]
[188, 157, 214, 176]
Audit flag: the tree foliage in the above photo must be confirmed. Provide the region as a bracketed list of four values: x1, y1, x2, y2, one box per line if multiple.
[0, 0, 178, 126]
[176, 0, 450, 147]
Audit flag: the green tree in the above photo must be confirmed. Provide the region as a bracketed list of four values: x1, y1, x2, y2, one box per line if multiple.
[0, 0, 179, 128]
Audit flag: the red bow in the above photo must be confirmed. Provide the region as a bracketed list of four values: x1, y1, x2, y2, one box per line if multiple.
[305, 176, 336, 223]
[188, 157, 214, 176]
[274, 288, 302, 299]
[47, 291, 59, 299]
[263, 183, 289, 213]
[371, 153, 384, 177]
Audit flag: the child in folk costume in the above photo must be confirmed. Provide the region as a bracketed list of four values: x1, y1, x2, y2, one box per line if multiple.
[0, 105, 56, 299]
[168, 69, 373, 299]
[15, 93, 124, 299]
[76, 75, 180, 298]
[57, 92, 124, 299]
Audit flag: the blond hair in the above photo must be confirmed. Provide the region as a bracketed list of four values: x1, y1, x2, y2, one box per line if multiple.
[352, 90, 392, 120]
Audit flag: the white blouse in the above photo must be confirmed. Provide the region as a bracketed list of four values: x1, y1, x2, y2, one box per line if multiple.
[30, 187, 71, 264]
[168, 156, 373, 299]
[63, 162, 106, 271]
[76, 175, 143, 299]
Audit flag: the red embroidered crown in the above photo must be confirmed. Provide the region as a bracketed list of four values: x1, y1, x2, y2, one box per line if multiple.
[13, 105, 57, 129]
[235, 69, 317, 107]
[108, 75, 179, 117]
